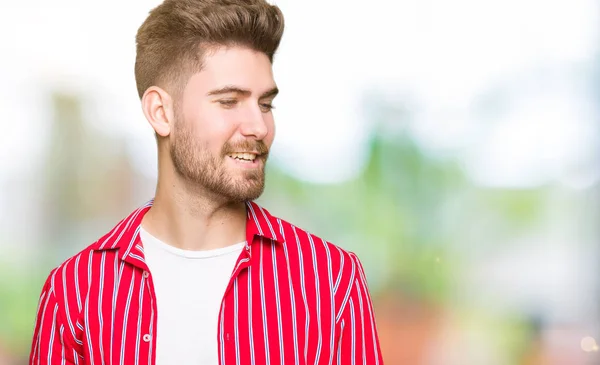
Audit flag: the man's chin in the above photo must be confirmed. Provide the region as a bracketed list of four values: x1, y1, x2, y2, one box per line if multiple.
[234, 183, 265, 202]
[182, 168, 265, 202]
[215, 179, 265, 202]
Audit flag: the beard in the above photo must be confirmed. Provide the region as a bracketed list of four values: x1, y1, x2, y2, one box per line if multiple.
[169, 115, 269, 202]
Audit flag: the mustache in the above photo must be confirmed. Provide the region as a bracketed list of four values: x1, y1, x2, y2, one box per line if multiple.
[222, 140, 269, 156]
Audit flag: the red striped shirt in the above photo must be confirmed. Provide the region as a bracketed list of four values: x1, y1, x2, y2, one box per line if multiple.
[30, 200, 383, 364]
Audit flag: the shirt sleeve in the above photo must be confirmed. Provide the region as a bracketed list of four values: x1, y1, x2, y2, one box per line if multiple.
[29, 269, 78, 365]
[337, 253, 384, 364]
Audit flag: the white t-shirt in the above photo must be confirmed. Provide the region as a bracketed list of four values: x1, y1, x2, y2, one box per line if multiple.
[140, 226, 244, 365]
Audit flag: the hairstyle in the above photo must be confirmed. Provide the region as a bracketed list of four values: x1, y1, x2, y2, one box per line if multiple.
[134, 0, 285, 99]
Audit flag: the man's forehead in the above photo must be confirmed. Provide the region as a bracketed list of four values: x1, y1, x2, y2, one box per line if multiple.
[201, 46, 272, 70]
[190, 73, 277, 96]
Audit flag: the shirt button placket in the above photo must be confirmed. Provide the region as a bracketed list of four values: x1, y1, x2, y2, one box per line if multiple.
[141, 269, 154, 363]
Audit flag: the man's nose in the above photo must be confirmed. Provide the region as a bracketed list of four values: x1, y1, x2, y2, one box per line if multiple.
[239, 104, 269, 140]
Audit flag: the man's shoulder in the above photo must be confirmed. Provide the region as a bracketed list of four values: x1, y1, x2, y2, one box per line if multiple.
[270, 213, 363, 276]
[44, 231, 123, 296]
[45, 202, 149, 292]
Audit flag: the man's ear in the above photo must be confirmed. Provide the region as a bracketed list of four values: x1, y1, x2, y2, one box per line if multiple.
[141, 86, 175, 137]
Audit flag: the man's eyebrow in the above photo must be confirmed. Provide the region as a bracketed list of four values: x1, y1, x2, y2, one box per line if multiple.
[207, 86, 251, 96]
[260, 87, 279, 99]
[206, 85, 279, 98]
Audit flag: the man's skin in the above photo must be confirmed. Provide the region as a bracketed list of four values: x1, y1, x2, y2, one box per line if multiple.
[140, 45, 279, 250]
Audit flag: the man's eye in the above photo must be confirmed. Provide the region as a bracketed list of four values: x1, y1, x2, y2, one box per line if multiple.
[218, 99, 238, 107]
[260, 103, 275, 112]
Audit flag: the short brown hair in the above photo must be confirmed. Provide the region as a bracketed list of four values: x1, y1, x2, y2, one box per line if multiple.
[134, 0, 285, 99]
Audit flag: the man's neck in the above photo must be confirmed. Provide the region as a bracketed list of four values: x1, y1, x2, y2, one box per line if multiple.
[141, 179, 248, 251]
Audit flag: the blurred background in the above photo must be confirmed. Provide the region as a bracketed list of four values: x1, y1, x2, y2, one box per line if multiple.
[1, 0, 599, 364]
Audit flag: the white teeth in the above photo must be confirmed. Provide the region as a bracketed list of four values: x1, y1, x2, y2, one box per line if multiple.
[228, 152, 257, 161]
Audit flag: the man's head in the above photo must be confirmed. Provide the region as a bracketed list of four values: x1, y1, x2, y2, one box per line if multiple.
[135, 0, 284, 202]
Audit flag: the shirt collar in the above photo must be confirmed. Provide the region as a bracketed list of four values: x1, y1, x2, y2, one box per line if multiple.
[92, 198, 284, 261]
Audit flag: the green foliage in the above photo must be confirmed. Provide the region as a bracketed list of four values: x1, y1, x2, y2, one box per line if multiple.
[261, 132, 466, 303]
[262, 124, 549, 307]
[0, 262, 48, 357]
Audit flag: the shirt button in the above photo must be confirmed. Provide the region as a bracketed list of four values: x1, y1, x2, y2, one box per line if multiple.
[142, 271, 150, 279]
[143, 334, 152, 342]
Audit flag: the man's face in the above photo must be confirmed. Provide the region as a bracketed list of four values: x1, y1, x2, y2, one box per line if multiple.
[170, 46, 277, 202]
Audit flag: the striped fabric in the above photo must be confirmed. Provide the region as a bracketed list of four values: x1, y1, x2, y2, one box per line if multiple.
[30, 200, 383, 364]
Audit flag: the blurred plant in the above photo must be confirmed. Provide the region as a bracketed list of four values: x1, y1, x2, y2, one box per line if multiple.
[0, 258, 48, 360]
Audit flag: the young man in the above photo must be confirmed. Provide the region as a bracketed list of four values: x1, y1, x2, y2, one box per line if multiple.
[30, 0, 383, 364]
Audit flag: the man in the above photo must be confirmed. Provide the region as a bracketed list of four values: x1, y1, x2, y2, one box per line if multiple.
[30, 0, 383, 364]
